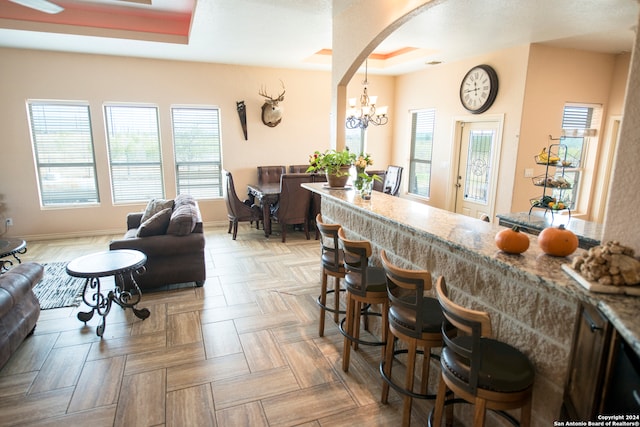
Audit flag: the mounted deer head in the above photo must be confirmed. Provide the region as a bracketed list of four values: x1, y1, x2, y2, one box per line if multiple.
[259, 80, 285, 127]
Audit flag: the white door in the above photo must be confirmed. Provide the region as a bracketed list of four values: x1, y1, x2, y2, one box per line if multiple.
[454, 121, 501, 219]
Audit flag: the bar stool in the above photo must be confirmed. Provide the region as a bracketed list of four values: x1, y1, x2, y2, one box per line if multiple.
[379, 250, 451, 427]
[432, 276, 535, 427]
[337, 227, 388, 373]
[315, 214, 346, 337]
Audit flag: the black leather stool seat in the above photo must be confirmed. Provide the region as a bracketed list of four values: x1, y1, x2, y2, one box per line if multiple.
[344, 266, 387, 294]
[321, 250, 344, 273]
[441, 336, 535, 393]
[389, 297, 448, 335]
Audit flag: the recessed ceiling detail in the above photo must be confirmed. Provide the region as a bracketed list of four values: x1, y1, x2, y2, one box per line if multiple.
[0, 0, 195, 44]
[310, 47, 440, 69]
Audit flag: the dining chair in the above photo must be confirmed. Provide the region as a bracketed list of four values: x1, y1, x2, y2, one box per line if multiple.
[289, 164, 310, 173]
[310, 173, 327, 239]
[367, 169, 387, 193]
[257, 165, 286, 185]
[270, 173, 313, 242]
[224, 170, 262, 240]
[432, 276, 535, 427]
[382, 165, 403, 196]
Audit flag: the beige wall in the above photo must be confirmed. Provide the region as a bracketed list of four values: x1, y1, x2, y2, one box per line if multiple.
[515, 45, 624, 217]
[0, 47, 393, 239]
[0, 42, 632, 241]
[393, 45, 530, 212]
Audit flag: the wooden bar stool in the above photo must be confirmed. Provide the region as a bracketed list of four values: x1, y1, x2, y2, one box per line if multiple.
[315, 214, 346, 337]
[432, 276, 535, 427]
[337, 228, 389, 373]
[379, 250, 451, 427]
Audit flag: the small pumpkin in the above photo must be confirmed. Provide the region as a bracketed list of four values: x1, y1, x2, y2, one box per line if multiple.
[538, 224, 579, 257]
[495, 226, 530, 254]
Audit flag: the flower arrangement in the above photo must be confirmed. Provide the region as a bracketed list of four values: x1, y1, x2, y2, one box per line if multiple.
[354, 153, 374, 171]
[353, 152, 381, 197]
[306, 148, 356, 176]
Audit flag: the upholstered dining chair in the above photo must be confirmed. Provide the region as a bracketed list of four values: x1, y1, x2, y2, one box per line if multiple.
[310, 173, 327, 239]
[432, 276, 535, 427]
[224, 170, 262, 240]
[289, 164, 310, 173]
[270, 173, 313, 242]
[257, 165, 286, 185]
[367, 169, 387, 193]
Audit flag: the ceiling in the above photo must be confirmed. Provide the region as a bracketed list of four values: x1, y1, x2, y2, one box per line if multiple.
[0, 0, 637, 76]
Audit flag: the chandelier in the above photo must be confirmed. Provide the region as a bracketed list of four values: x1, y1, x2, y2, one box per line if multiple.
[346, 60, 388, 130]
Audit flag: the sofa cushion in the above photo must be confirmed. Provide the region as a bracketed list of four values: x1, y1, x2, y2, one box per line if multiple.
[137, 207, 172, 237]
[141, 198, 174, 224]
[166, 203, 197, 236]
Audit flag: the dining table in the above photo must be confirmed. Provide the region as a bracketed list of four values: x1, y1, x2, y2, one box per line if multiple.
[247, 182, 280, 237]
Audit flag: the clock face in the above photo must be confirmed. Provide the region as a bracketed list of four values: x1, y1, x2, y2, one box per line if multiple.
[460, 65, 499, 114]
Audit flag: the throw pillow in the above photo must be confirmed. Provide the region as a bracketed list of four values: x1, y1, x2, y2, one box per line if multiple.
[137, 207, 172, 237]
[173, 194, 196, 208]
[166, 203, 197, 236]
[140, 198, 174, 224]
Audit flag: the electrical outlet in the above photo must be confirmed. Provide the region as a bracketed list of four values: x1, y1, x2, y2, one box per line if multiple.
[5, 218, 13, 227]
[524, 168, 534, 178]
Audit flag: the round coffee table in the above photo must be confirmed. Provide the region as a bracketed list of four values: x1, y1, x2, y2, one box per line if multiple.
[66, 249, 150, 337]
[0, 238, 27, 273]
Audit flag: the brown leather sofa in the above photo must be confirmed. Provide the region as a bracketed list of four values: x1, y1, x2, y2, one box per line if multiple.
[109, 194, 206, 290]
[0, 262, 42, 369]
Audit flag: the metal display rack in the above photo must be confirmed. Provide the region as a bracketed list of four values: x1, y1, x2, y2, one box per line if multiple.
[529, 137, 573, 219]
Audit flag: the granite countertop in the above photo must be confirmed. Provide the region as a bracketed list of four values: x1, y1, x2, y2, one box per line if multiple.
[303, 183, 640, 356]
[497, 211, 603, 249]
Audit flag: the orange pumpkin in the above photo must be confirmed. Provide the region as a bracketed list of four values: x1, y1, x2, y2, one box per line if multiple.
[538, 224, 579, 257]
[495, 226, 530, 254]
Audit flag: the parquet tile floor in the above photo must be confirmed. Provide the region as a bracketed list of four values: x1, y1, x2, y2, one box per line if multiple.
[0, 224, 436, 426]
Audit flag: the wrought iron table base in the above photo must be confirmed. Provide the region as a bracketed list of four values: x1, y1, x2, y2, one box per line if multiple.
[77, 270, 150, 337]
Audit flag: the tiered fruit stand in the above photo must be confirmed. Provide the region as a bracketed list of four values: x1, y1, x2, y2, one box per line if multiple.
[529, 138, 573, 219]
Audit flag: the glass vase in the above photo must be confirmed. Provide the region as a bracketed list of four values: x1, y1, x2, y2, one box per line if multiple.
[359, 180, 373, 200]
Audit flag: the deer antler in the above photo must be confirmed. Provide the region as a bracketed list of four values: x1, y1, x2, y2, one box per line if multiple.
[259, 80, 285, 101]
[275, 79, 285, 101]
[259, 86, 272, 99]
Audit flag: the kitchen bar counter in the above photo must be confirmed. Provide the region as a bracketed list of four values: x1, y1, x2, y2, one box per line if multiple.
[496, 211, 603, 249]
[303, 182, 640, 424]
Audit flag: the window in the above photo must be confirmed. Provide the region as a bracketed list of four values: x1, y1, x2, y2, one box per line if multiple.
[27, 101, 99, 206]
[408, 109, 436, 198]
[171, 107, 223, 198]
[104, 105, 164, 203]
[554, 104, 601, 209]
[345, 127, 364, 155]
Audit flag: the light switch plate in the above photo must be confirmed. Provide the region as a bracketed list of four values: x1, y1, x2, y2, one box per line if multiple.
[524, 168, 534, 178]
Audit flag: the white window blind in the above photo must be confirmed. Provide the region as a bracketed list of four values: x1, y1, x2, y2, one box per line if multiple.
[171, 107, 223, 198]
[104, 105, 164, 203]
[408, 109, 436, 198]
[556, 104, 598, 209]
[28, 101, 99, 206]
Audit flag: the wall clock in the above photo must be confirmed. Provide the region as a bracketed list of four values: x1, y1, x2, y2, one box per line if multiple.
[459, 64, 499, 114]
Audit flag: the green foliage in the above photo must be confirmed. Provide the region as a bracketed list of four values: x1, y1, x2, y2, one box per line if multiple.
[306, 148, 356, 176]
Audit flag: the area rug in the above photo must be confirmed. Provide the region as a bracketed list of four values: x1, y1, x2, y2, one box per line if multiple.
[33, 262, 85, 310]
